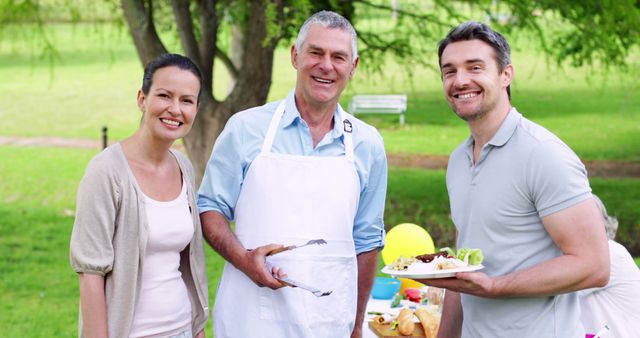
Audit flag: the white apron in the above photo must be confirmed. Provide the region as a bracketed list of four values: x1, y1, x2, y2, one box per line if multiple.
[213, 100, 361, 337]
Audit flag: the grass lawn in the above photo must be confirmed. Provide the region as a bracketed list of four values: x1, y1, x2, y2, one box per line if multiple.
[1, 23, 639, 161]
[1, 146, 639, 336]
[0, 146, 92, 335]
[0, 146, 224, 336]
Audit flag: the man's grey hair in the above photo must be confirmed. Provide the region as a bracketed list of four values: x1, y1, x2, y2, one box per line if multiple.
[593, 194, 619, 240]
[295, 10, 358, 62]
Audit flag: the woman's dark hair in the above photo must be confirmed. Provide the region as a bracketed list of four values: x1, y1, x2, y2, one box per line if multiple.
[438, 21, 512, 100]
[141, 53, 203, 101]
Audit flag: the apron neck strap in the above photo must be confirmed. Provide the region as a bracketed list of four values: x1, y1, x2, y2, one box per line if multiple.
[261, 99, 355, 160]
[261, 100, 287, 154]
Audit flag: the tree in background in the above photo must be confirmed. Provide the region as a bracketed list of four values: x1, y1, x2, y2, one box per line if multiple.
[2, 0, 639, 178]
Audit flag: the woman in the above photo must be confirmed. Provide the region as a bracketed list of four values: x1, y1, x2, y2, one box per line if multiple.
[579, 195, 640, 338]
[70, 54, 208, 338]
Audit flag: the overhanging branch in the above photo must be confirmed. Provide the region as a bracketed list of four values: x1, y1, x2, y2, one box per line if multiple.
[354, 0, 452, 26]
[170, 0, 202, 66]
[120, 0, 166, 64]
[197, 0, 217, 93]
[215, 46, 239, 80]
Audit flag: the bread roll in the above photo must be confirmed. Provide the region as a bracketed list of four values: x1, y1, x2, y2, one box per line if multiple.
[414, 307, 440, 338]
[397, 308, 415, 336]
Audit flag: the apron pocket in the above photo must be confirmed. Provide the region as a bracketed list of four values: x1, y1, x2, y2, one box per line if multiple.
[259, 255, 356, 328]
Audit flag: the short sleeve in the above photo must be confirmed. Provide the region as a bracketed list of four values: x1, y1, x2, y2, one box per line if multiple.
[197, 115, 247, 220]
[69, 158, 120, 275]
[526, 140, 592, 218]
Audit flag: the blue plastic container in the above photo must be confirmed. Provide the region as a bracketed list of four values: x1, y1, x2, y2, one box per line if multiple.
[371, 277, 401, 299]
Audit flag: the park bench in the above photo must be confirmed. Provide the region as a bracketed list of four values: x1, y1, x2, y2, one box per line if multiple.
[348, 94, 407, 125]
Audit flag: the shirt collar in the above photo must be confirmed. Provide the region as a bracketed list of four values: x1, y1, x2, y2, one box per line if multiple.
[463, 107, 520, 160]
[281, 90, 300, 128]
[487, 107, 521, 147]
[282, 89, 345, 139]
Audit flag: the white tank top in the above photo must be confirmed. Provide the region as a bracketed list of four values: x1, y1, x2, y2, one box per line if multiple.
[130, 180, 193, 338]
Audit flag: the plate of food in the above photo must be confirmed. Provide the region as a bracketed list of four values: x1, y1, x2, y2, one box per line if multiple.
[381, 247, 485, 279]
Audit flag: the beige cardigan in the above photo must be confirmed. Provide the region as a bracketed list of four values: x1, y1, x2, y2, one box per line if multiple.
[70, 143, 208, 337]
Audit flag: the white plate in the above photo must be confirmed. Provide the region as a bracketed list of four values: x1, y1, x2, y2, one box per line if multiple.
[381, 264, 484, 279]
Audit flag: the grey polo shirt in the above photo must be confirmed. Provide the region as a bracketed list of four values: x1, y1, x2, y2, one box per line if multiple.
[446, 108, 592, 338]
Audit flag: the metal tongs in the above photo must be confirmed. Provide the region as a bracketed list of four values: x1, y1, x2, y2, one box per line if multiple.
[264, 239, 332, 297]
[274, 275, 333, 297]
[267, 238, 327, 256]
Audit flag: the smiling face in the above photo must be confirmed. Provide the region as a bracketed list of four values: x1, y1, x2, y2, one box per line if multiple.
[292, 24, 358, 110]
[440, 40, 513, 122]
[137, 66, 200, 142]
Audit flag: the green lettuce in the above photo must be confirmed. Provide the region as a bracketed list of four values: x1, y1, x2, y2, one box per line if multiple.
[439, 247, 484, 266]
[467, 248, 484, 266]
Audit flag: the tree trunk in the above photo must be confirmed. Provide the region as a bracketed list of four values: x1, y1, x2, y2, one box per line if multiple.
[183, 93, 228, 185]
[184, 0, 278, 182]
[122, 0, 279, 183]
[227, 24, 244, 95]
[120, 0, 166, 65]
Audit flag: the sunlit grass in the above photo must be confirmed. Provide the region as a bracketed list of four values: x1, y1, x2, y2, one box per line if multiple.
[1, 146, 637, 336]
[2, 23, 639, 161]
[0, 146, 226, 337]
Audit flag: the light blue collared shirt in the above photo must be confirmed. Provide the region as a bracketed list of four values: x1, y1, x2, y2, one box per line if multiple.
[197, 90, 387, 254]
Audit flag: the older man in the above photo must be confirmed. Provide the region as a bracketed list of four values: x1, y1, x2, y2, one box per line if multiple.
[197, 11, 387, 338]
[419, 21, 610, 338]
